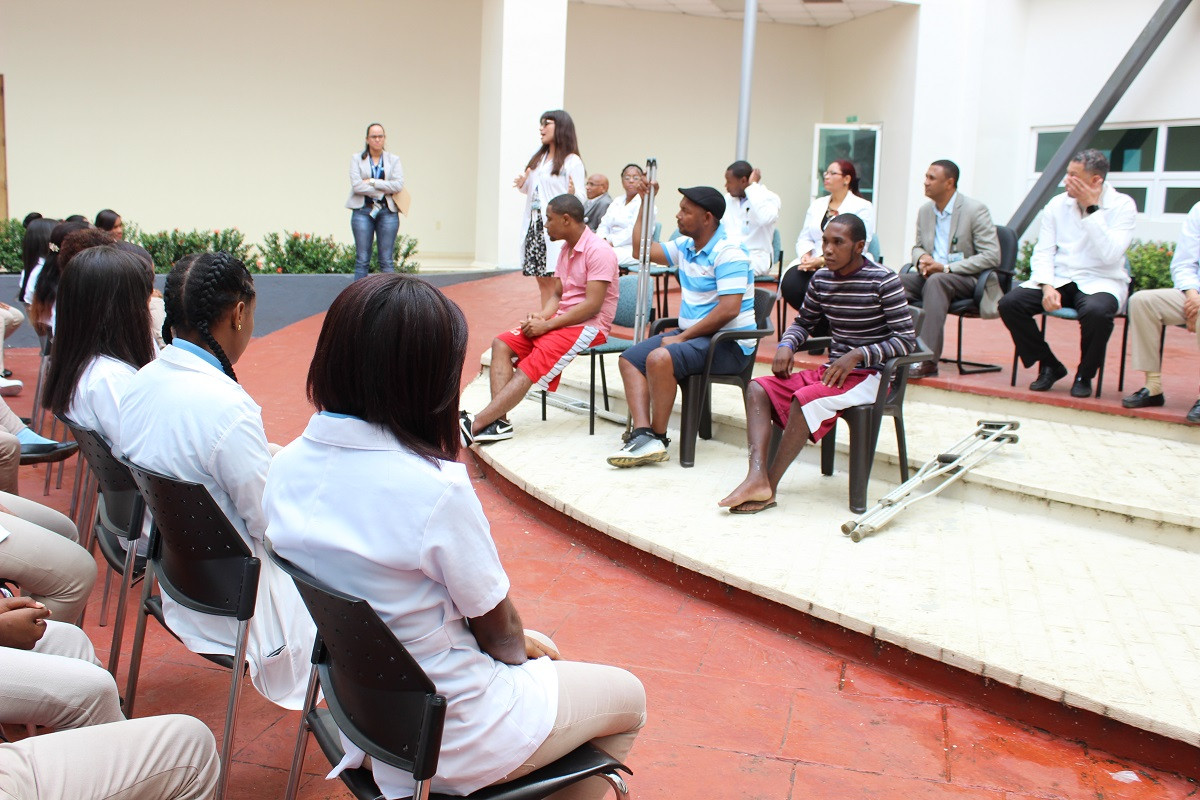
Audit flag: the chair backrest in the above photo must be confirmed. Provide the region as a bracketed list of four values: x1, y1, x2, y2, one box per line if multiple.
[866, 236, 882, 263]
[752, 287, 776, 332]
[995, 225, 1017, 293]
[612, 273, 651, 329]
[120, 456, 259, 621]
[266, 543, 446, 781]
[59, 417, 144, 539]
[772, 228, 782, 261]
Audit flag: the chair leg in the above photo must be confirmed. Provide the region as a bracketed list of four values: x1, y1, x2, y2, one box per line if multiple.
[698, 386, 713, 441]
[600, 771, 631, 799]
[123, 574, 156, 718]
[678, 377, 702, 468]
[1118, 316, 1131, 393]
[216, 621, 252, 800]
[589, 353, 596, 436]
[67, 457, 85, 526]
[894, 415, 910, 482]
[820, 427, 836, 476]
[99, 568, 114, 628]
[106, 543, 140, 677]
[846, 415, 878, 514]
[943, 315, 1001, 374]
[600, 354, 610, 411]
[283, 668, 322, 800]
[541, 390, 547, 421]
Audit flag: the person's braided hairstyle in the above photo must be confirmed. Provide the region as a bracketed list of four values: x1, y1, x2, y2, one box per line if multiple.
[162, 251, 255, 382]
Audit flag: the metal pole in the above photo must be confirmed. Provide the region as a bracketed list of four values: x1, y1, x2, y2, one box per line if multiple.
[735, 0, 758, 160]
[1006, 0, 1194, 238]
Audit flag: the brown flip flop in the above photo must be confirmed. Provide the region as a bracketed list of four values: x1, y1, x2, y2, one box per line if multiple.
[729, 500, 777, 515]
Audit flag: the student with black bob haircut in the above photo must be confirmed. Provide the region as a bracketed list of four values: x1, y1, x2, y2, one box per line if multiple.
[267, 274, 646, 799]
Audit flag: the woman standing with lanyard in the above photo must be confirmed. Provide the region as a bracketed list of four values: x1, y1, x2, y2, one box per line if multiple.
[515, 110, 585, 305]
[346, 123, 404, 281]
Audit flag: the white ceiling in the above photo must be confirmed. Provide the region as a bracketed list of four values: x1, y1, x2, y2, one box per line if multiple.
[571, 0, 916, 27]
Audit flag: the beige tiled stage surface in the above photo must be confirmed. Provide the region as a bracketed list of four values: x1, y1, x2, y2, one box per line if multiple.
[463, 358, 1200, 749]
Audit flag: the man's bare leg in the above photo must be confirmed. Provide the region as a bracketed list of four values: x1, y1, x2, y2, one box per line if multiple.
[720, 397, 811, 510]
[473, 372, 533, 433]
[475, 339, 520, 433]
[618, 356, 653, 430]
[644, 348, 679, 436]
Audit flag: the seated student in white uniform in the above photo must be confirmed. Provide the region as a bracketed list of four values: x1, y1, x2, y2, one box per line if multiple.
[42, 244, 158, 553]
[0, 596, 220, 800]
[265, 275, 646, 800]
[596, 163, 648, 269]
[117, 251, 315, 710]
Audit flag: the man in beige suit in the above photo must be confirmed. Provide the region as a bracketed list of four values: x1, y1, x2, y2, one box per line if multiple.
[901, 160, 1000, 377]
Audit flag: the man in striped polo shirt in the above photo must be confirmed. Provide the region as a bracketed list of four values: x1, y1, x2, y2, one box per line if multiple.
[608, 184, 756, 467]
[719, 214, 916, 513]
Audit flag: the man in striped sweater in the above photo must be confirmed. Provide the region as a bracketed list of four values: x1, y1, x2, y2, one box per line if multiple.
[719, 214, 916, 514]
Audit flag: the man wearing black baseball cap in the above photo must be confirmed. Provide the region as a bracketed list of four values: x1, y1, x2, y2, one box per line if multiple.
[607, 178, 756, 468]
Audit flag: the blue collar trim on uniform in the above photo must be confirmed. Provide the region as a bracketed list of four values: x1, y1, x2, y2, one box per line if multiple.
[171, 339, 224, 371]
[319, 411, 360, 420]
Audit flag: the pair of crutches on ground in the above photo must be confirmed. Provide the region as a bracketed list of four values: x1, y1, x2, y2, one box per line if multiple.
[841, 420, 1020, 542]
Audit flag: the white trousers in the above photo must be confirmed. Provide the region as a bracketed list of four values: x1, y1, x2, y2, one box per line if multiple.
[0, 492, 94, 624]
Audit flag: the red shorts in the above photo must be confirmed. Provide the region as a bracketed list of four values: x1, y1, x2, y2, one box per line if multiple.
[496, 325, 606, 392]
[754, 366, 881, 441]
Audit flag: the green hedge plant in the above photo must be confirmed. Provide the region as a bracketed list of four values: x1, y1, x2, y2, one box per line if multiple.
[1014, 238, 1173, 293]
[259, 230, 419, 274]
[0, 219, 25, 273]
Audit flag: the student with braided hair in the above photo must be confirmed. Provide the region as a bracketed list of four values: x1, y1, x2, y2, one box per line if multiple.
[117, 251, 315, 710]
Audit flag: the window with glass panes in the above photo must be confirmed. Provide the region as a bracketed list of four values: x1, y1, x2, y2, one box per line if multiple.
[1030, 122, 1200, 216]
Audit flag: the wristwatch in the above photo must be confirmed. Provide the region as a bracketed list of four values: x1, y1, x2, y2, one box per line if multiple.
[1085, 204, 1100, 215]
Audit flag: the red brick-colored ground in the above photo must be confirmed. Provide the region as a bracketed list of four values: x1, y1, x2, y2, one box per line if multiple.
[4, 272, 1196, 799]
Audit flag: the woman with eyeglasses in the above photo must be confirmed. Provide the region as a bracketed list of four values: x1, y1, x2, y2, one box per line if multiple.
[345, 123, 405, 281]
[596, 163, 651, 269]
[781, 159, 876, 319]
[515, 110, 586, 305]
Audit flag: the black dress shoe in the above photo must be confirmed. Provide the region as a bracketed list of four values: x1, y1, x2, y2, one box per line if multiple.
[907, 362, 938, 379]
[1, 370, 11, 378]
[1122, 388, 1165, 408]
[19, 441, 79, 461]
[1029, 362, 1068, 392]
[1187, 399, 1200, 424]
[1069, 377, 1093, 398]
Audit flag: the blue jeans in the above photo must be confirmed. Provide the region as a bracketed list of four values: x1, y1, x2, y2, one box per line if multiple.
[350, 206, 400, 280]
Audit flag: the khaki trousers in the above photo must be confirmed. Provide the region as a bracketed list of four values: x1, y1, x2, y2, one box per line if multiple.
[0, 714, 219, 800]
[0, 492, 95, 624]
[0, 620, 122, 730]
[900, 270, 977, 361]
[0, 304, 23, 374]
[1127, 288, 1200, 374]
[496, 633, 646, 800]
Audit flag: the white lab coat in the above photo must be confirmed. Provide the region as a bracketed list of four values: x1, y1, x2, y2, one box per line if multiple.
[794, 192, 876, 259]
[117, 344, 314, 709]
[264, 413, 557, 797]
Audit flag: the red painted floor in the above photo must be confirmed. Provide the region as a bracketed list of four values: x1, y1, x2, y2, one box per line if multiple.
[4, 271, 1197, 799]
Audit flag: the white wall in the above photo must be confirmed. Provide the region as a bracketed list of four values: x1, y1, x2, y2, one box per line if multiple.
[564, 4, 824, 254]
[0, 0, 483, 264]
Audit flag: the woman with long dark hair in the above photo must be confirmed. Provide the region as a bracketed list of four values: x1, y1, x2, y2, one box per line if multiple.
[43, 245, 154, 443]
[117, 252, 314, 709]
[266, 274, 645, 799]
[29, 220, 95, 333]
[515, 109, 586, 305]
[780, 159, 877, 320]
[345, 123, 404, 280]
[93, 209, 124, 240]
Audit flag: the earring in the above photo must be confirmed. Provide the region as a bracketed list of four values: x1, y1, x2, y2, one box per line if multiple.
[237, 324, 242, 331]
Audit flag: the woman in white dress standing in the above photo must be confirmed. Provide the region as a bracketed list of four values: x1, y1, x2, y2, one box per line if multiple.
[516, 110, 586, 306]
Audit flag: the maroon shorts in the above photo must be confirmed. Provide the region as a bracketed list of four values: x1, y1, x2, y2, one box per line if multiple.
[753, 366, 881, 441]
[496, 325, 606, 392]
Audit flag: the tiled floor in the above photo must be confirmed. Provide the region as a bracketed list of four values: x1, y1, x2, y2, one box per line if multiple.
[3, 270, 1197, 799]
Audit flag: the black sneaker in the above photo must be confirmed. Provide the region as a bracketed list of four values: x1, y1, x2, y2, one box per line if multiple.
[1121, 387, 1165, 408]
[1069, 376, 1093, 398]
[474, 419, 514, 443]
[459, 411, 475, 447]
[1029, 362, 1068, 392]
[1187, 399, 1200, 424]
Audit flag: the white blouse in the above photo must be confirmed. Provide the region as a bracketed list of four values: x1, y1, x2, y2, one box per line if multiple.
[68, 355, 136, 445]
[117, 343, 314, 709]
[794, 192, 876, 259]
[264, 413, 557, 797]
[519, 153, 586, 266]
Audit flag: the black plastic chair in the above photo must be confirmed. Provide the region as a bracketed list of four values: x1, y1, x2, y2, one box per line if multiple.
[901, 225, 1016, 374]
[266, 542, 632, 800]
[779, 337, 933, 513]
[652, 288, 776, 468]
[58, 418, 145, 676]
[582, 274, 653, 434]
[119, 456, 260, 800]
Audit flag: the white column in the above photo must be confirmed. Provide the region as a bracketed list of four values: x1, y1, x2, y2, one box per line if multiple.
[474, 0, 568, 269]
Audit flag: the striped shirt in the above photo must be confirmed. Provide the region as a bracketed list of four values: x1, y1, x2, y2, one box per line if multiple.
[662, 224, 756, 353]
[779, 259, 916, 368]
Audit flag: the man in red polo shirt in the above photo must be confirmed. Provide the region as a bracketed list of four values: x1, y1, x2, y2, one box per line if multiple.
[462, 194, 620, 444]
